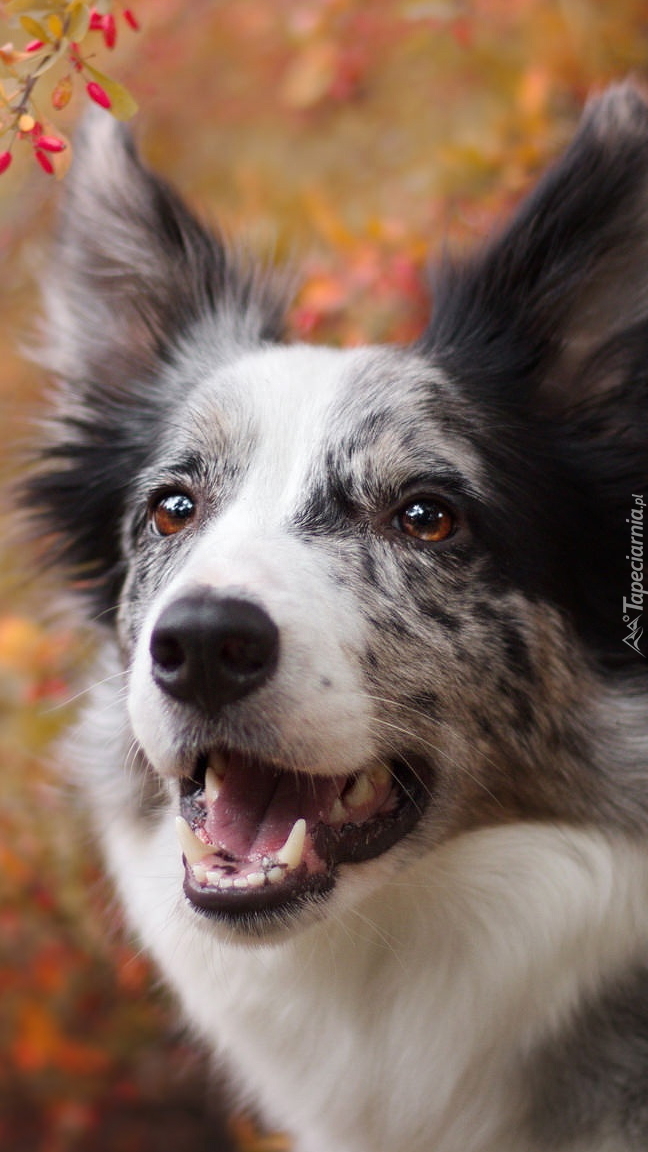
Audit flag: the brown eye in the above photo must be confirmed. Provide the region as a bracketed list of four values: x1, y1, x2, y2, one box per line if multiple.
[150, 492, 196, 537]
[394, 498, 455, 543]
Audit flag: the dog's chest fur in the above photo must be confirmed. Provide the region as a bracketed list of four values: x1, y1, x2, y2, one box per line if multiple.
[95, 727, 648, 1152]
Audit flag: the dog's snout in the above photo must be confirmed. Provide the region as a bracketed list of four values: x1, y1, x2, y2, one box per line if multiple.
[150, 590, 280, 714]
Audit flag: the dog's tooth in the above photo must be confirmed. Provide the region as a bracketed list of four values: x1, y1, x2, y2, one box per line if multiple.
[267, 865, 285, 884]
[370, 763, 392, 792]
[368, 764, 387, 792]
[330, 797, 347, 824]
[247, 871, 266, 888]
[175, 816, 215, 865]
[204, 766, 222, 803]
[207, 750, 227, 776]
[234, 876, 249, 889]
[219, 876, 233, 889]
[192, 863, 208, 884]
[344, 771, 373, 810]
[276, 818, 306, 871]
[206, 869, 223, 885]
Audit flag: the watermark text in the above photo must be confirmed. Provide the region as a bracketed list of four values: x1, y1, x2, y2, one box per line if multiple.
[623, 494, 645, 656]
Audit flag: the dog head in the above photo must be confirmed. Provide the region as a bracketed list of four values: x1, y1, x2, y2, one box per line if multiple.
[26, 86, 648, 938]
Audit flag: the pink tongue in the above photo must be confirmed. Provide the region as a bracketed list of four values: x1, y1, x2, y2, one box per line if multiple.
[203, 754, 344, 861]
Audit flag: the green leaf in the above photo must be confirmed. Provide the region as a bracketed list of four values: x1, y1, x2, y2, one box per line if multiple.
[29, 36, 69, 77]
[66, 1, 89, 43]
[84, 64, 138, 121]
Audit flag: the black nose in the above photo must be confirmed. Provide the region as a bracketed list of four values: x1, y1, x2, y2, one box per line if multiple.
[150, 590, 280, 714]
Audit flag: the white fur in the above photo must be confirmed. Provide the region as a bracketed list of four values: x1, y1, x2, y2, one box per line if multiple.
[100, 777, 648, 1152]
[77, 670, 648, 1152]
[128, 346, 372, 778]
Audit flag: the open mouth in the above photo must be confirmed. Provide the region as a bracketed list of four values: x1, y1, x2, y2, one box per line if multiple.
[176, 749, 427, 924]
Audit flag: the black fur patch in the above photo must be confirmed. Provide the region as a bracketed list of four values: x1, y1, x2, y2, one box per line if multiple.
[22, 122, 287, 619]
[23, 392, 163, 620]
[421, 86, 648, 671]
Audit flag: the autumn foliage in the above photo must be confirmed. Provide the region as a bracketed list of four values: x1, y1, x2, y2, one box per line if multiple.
[0, 1, 139, 179]
[1, 0, 648, 1148]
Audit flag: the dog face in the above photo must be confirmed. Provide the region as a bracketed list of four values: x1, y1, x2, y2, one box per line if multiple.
[119, 340, 566, 931]
[26, 86, 648, 939]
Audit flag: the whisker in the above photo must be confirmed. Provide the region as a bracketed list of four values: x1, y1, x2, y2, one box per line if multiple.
[362, 691, 445, 729]
[366, 712, 503, 810]
[359, 689, 510, 803]
[42, 667, 129, 713]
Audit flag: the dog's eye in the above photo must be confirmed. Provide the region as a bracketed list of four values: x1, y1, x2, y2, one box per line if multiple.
[150, 492, 196, 537]
[393, 498, 455, 543]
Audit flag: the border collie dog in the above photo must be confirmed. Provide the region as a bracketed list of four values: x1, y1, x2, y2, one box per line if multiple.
[25, 83, 648, 1151]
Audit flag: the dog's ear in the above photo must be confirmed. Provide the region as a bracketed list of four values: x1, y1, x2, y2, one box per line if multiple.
[42, 109, 286, 384]
[425, 81, 648, 414]
[25, 112, 287, 621]
[424, 82, 648, 667]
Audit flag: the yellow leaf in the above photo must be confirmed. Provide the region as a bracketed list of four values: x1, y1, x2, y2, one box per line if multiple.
[46, 12, 64, 39]
[20, 15, 50, 41]
[4, 1, 49, 14]
[6, 1, 63, 16]
[84, 63, 138, 121]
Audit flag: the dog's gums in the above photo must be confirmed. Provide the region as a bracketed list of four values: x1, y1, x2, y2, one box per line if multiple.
[177, 751, 426, 919]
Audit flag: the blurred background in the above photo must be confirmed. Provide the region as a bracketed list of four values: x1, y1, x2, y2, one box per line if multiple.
[1, 1, 648, 1148]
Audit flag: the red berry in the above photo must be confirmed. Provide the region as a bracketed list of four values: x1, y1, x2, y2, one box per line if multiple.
[86, 81, 112, 109]
[123, 9, 139, 31]
[34, 135, 66, 153]
[25, 39, 45, 52]
[0, 151, 12, 175]
[103, 13, 117, 48]
[88, 10, 104, 31]
[34, 149, 54, 175]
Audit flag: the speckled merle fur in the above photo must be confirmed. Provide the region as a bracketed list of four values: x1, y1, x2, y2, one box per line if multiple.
[22, 88, 648, 1152]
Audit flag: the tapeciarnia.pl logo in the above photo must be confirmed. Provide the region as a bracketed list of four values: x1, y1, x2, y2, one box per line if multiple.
[623, 494, 646, 657]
